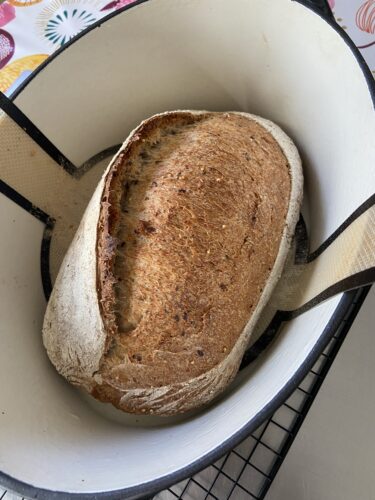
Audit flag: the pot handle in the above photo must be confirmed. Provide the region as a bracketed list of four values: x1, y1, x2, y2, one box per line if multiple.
[297, 0, 335, 21]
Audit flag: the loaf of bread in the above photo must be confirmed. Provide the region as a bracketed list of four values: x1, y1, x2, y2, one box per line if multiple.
[43, 111, 303, 415]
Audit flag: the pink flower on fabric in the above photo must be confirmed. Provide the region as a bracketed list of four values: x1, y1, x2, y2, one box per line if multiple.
[356, 0, 375, 34]
[114, 0, 136, 8]
[101, 0, 136, 11]
[0, 28, 14, 69]
[0, 3, 15, 28]
[328, 0, 335, 9]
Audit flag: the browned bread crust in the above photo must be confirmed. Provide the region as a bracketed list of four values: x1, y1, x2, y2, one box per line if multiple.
[43, 111, 303, 415]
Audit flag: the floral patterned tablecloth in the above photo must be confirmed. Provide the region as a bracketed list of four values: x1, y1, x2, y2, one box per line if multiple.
[0, 0, 374, 95]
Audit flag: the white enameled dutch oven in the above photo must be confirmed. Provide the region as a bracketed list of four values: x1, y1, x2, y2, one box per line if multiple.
[0, 0, 374, 498]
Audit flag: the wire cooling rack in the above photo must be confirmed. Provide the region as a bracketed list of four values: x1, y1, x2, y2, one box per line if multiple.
[0, 288, 369, 500]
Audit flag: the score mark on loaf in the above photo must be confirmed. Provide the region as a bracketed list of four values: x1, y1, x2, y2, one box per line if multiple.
[43, 111, 303, 416]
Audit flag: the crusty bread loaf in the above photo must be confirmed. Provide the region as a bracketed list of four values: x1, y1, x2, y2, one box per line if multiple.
[43, 111, 303, 415]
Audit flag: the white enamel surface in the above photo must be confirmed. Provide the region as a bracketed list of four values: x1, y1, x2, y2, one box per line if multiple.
[0, 0, 373, 495]
[14, 0, 375, 252]
[0, 189, 341, 492]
